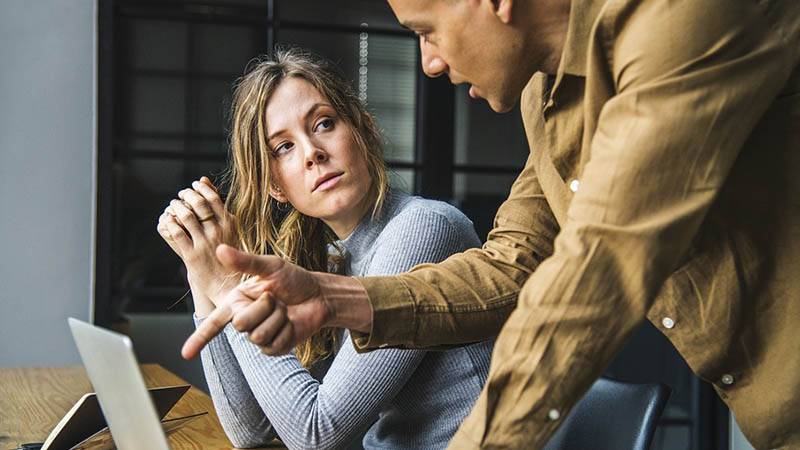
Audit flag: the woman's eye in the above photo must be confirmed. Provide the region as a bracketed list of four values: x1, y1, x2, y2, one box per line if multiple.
[274, 142, 293, 156]
[316, 118, 334, 132]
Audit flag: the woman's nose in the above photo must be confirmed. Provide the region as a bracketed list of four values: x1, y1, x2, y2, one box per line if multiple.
[305, 147, 328, 169]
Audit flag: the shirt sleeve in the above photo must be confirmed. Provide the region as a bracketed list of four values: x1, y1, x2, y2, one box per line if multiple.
[199, 202, 484, 450]
[450, 0, 800, 448]
[353, 154, 560, 350]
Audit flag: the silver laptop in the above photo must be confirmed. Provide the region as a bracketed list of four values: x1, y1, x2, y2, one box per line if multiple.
[68, 317, 171, 450]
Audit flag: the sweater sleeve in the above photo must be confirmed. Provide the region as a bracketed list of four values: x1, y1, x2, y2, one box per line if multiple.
[198, 200, 481, 450]
[195, 316, 277, 448]
[224, 328, 423, 450]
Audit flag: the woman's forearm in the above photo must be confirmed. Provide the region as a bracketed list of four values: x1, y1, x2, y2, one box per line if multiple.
[189, 279, 216, 317]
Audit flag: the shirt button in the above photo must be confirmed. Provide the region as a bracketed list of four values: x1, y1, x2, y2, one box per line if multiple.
[721, 374, 735, 385]
[569, 179, 580, 192]
[547, 409, 560, 421]
[662, 317, 675, 329]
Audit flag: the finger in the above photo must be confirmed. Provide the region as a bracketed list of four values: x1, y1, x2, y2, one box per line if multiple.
[231, 292, 275, 332]
[163, 206, 190, 235]
[200, 176, 218, 193]
[182, 301, 234, 359]
[178, 188, 215, 223]
[169, 199, 205, 240]
[164, 215, 193, 254]
[259, 319, 295, 356]
[216, 244, 286, 277]
[192, 179, 225, 218]
[237, 278, 271, 299]
[157, 213, 173, 238]
[245, 301, 288, 348]
[158, 213, 181, 248]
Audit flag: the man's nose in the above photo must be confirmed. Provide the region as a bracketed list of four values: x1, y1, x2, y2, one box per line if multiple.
[420, 38, 447, 78]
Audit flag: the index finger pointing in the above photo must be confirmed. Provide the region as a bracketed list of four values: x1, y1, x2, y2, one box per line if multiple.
[181, 302, 234, 359]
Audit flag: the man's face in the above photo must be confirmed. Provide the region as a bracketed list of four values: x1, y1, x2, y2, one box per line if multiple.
[387, 0, 532, 113]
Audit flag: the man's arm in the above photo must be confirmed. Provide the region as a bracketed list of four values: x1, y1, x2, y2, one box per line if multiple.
[450, 0, 800, 447]
[353, 147, 560, 349]
[182, 247, 371, 360]
[183, 147, 560, 357]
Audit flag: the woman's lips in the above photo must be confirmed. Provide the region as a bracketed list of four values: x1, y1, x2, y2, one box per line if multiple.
[469, 85, 478, 99]
[314, 173, 343, 192]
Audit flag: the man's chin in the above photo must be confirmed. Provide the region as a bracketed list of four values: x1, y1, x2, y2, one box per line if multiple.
[486, 97, 517, 114]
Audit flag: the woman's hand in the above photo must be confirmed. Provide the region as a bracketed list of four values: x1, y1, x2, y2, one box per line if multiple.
[183, 246, 331, 359]
[156, 177, 240, 309]
[182, 245, 372, 360]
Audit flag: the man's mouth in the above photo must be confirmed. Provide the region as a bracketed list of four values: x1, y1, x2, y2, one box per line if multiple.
[469, 85, 479, 99]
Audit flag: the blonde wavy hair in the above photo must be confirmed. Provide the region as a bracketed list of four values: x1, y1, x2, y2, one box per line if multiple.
[223, 48, 388, 368]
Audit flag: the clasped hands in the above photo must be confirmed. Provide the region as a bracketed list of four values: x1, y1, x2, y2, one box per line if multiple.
[156, 177, 356, 359]
[157, 176, 238, 312]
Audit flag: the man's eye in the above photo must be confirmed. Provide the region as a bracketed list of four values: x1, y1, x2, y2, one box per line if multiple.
[316, 118, 334, 132]
[274, 142, 293, 155]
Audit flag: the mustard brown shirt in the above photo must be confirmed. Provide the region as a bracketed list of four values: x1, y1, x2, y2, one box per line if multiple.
[354, 0, 800, 448]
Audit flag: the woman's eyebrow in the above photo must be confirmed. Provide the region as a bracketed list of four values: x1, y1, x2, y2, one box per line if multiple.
[267, 102, 332, 141]
[304, 102, 331, 121]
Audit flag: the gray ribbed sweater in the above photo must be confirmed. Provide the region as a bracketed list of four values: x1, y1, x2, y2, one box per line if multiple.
[195, 191, 494, 450]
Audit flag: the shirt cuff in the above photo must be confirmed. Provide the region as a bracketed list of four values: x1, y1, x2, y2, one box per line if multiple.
[446, 429, 481, 450]
[350, 276, 416, 351]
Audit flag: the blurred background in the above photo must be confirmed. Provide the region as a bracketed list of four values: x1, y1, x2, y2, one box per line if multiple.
[0, 1, 754, 449]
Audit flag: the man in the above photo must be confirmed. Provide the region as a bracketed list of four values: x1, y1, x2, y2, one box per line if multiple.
[184, 0, 800, 448]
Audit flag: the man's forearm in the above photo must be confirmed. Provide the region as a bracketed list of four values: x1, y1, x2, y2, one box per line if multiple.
[353, 246, 534, 350]
[316, 272, 373, 333]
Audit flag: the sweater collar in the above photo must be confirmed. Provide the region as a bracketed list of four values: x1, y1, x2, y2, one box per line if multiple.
[337, 189, 408, 261]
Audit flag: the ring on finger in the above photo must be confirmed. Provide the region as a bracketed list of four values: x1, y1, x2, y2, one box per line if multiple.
[198, 212, 216, 222]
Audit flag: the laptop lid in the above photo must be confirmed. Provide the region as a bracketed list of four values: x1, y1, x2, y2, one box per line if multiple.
[67, 317, 170, 450]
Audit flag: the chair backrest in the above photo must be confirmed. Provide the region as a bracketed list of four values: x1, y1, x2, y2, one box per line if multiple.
[541, 377, 671, 450]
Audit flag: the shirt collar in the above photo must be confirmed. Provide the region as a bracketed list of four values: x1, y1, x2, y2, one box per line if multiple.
[558, 0, 608, 77]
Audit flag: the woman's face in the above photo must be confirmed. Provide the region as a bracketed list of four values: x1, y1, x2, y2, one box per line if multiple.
[265, 76, 373, 237]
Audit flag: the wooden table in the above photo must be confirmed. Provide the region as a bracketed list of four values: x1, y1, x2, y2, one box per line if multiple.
[0, 364, 284, 450]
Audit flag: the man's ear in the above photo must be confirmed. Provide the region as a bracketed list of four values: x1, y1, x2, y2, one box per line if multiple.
[269, 184, 288, 203]
[490, 0, 514, 24]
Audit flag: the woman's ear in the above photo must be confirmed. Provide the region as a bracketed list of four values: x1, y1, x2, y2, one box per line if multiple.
[269, 184, 288, 203]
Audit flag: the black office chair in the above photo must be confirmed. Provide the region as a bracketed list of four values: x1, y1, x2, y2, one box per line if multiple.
[541, 377, 671, 450]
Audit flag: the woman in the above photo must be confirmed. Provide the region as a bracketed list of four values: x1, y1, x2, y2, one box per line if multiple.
[157, 48, 492, 450]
